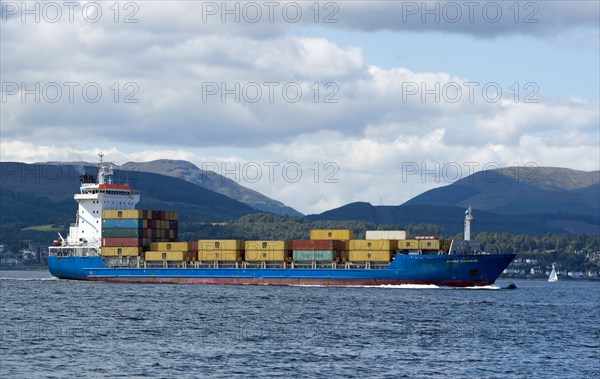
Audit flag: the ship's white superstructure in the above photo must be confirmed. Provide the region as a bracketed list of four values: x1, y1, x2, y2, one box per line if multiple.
[51, 154, 139, 256]
[464, 206, 473, 241]
[448, 207, 481, 254]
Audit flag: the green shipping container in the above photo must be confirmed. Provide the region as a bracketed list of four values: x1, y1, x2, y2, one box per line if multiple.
[293, 250, 337, 261]
[102, 228, 144, 238]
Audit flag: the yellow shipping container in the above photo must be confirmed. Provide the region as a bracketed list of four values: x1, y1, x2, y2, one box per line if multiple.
[348, 250, 391, 262]
[397, 239, 419, 250]
[244, 241, 292, 251]
[418, 239, 440, 250]
[145, 250, 191, 261]
[198, 250, 242, 261]
[101, 246, 143, 257]
[198, 240, 245, 251]
[150, 242, 192, 251]
[102, 210, 145, 219]
[310, 230, 354, 240]
[348, 240, 395, 251]
[245, 250, 289, 261]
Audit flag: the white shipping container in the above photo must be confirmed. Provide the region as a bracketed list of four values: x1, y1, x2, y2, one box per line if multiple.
[365, 230, 407, 240]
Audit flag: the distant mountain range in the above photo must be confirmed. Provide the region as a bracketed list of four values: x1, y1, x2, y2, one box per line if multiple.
[128, 160, 302, 216]
[0, 162, 256, 227]
[309, 167, 600, 235]
[1, 161, 598, 240]
[405, 167, 599, 216]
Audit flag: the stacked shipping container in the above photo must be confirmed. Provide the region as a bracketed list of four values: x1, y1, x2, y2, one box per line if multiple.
[292, 240, 345, 262]
[347, 239, 395, 262]
[365, 230, 407, 240]
[101, 247, 143, 257]
[99, 221, 443, 263]
[310, 229, 354, 240]
[309, 229, 353, 257]
[101, 210, 179, 257]
[145, 241, 197, 262]
[244, 241, 292, 261]
[418, 239, 440, 250]
[397, 240, 419, 250]
[197, 240, 244, 261]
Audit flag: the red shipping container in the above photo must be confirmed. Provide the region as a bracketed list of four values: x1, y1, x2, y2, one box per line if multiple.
[102, 238, 143, 247]
[292, 240, 345, 251]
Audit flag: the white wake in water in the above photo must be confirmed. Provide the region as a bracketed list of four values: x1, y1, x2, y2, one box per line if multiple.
[295, 284, 441, 289]
[0, 277, 58, 281]
[462, 285, 501, 290]
[370, 284, 441, 289]
[296, 284, 502, 290]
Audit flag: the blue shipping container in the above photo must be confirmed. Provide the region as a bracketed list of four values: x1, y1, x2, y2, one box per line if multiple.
[293, 250, 337, 261]
[102, 219, 143, 229]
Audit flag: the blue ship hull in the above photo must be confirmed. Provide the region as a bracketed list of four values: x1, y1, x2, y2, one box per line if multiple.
[48, 253, 516, 287]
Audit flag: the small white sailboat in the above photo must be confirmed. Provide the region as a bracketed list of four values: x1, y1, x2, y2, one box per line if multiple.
[548, 264, 558, 282]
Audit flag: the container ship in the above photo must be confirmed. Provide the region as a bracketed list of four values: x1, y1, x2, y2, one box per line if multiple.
[48, 155, 516, 287]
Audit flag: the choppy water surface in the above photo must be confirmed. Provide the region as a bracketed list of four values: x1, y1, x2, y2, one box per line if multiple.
[1, 270, 598, 378]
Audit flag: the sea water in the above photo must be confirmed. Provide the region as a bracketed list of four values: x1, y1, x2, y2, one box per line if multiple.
[1, 270, 598, 378]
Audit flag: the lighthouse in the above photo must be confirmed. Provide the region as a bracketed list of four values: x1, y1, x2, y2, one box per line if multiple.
[464, 206, 473, 241]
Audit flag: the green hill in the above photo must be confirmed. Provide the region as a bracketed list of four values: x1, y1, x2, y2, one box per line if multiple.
[405, 167, 600, 216]
[123, 159, 302, 216]
[307, 167, 600, 236]
[0, 162, 258, 247]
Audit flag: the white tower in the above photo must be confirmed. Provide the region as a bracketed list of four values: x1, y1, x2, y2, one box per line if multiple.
[464, 206, 473, 241]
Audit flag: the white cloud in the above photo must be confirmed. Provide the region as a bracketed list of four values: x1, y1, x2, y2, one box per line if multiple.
[1, 0, 598, 214]
[330, 1, 600, 38]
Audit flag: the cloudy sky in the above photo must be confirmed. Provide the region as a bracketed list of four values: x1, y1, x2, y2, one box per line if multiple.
[1, 1, 599, 214]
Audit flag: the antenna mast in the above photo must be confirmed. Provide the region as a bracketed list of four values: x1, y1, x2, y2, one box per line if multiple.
[98, 153, 105, 184]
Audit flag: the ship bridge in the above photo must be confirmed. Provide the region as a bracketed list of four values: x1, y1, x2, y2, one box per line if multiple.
[56, 154, 141, 252]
